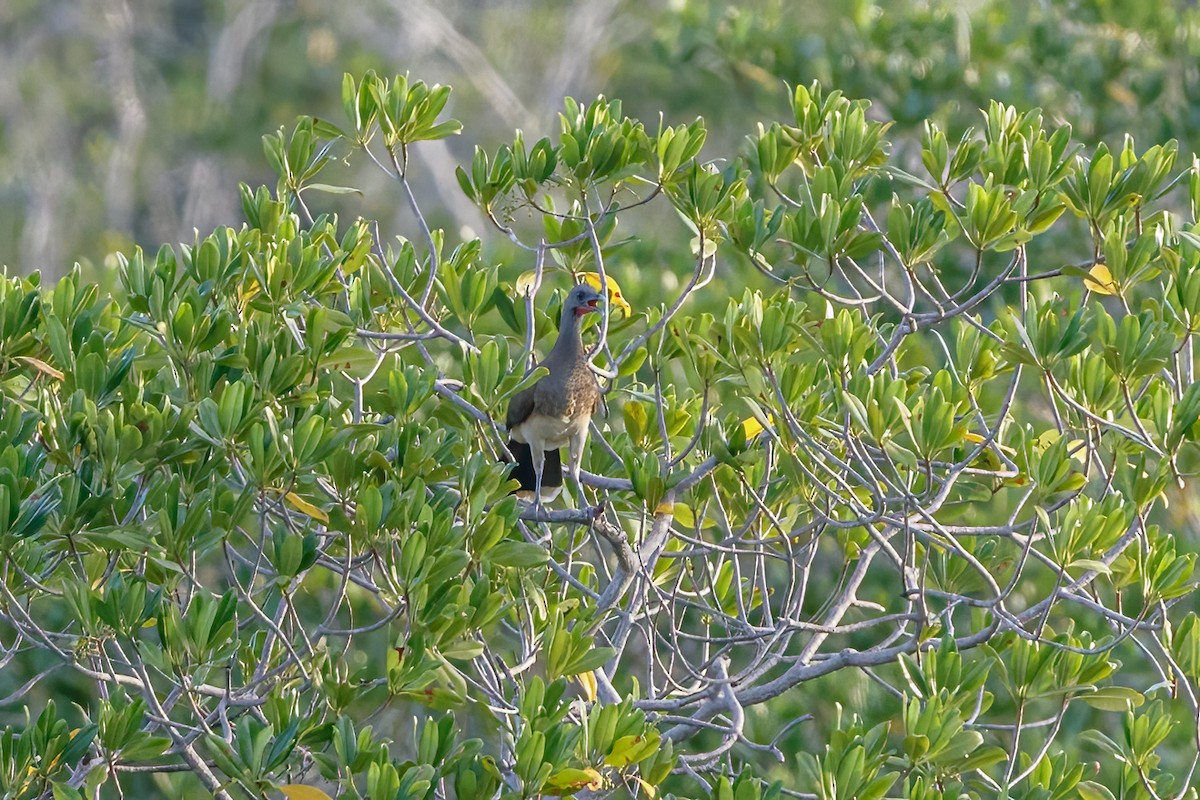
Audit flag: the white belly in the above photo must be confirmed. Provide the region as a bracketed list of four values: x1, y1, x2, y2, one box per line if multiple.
[511, 413, 588, 450]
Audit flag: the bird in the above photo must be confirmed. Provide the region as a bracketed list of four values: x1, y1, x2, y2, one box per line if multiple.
[505, 284, 604, 508]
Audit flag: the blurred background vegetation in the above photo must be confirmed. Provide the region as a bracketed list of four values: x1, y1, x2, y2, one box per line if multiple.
[4, 0, 1199, 285]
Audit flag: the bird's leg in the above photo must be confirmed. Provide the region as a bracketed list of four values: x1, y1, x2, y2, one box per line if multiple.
[531, 445, 546, 516]
[567, 429, 588, 509]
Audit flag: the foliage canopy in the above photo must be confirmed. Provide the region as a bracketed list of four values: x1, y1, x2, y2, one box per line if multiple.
[4, 66, 1200, 799]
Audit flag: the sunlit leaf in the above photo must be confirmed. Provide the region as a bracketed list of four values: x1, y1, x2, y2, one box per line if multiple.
[544, 767, 603, 794]
[1085, 263, 1118, 294]
[15, 355, 64, 381]
[514, 270, 539, 296]
[576, 670, 598, 702]
[579, 272, 633, 315]
[279, 785, 335, 800]
[284, 492, 329, 524]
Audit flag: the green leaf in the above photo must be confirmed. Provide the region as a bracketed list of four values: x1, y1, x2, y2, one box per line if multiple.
[1067, 558, 1112, 576]
[300, 183, 363, 196]
[565, 646, 617, 675]
[1079, 686, 1145, 711]
[957, 745, 1009, 772]
[1077, 782, 1117, 800]
[486, 540, 550, 568]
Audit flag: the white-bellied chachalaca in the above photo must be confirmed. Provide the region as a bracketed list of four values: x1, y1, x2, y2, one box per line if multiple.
[506, 284, 603, 506]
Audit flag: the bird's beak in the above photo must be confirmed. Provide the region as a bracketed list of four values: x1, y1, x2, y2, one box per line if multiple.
[578, 297, 601, 315]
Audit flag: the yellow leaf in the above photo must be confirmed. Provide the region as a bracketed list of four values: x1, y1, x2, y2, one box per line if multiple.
[1032, 429, 1088, 463]
[969, 449, 1004, 472]
[741, 413, 775, 439]
[279, 786, 335, 800]
[635, 777, 658, 798]
[651, 500, 702, 527]
[544, 767, 604, 794]
[14, 356, 64, 381]
[653, 500, 673, 516]
[964, 431, 1014, 455]
[580, 272, 633, 316]
[605, 732, 660, 767]
[284, 492, 329, 524]
[1085, 263, 1117, 295]
[1034, 429, 1060, 449]
[240, 278, 262, 305]
[576, 670, 598, 702]
[514, 270, 539, 296]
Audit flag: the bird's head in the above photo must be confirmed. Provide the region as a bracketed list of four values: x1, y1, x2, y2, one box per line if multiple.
[567, 284, 604, 318]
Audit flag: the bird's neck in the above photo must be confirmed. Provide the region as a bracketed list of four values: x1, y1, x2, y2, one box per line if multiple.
[548, 311, 584, 363]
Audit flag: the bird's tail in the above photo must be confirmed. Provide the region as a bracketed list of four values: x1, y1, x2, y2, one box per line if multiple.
[505, 441, 563, 502]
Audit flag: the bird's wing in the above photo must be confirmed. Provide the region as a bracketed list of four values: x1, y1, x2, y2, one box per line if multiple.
[506, 384, 538, 430]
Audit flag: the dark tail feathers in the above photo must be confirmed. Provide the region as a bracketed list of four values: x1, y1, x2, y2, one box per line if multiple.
[505, 441, 562, 493]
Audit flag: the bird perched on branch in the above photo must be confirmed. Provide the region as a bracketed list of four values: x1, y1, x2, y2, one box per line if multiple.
[506, 284, 603, 507]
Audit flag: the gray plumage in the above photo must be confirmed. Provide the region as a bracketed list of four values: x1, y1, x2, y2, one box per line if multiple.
[506, 284, 603, 504]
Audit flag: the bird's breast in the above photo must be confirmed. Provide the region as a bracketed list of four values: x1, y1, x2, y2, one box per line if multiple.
[510, 413, 586, 450]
